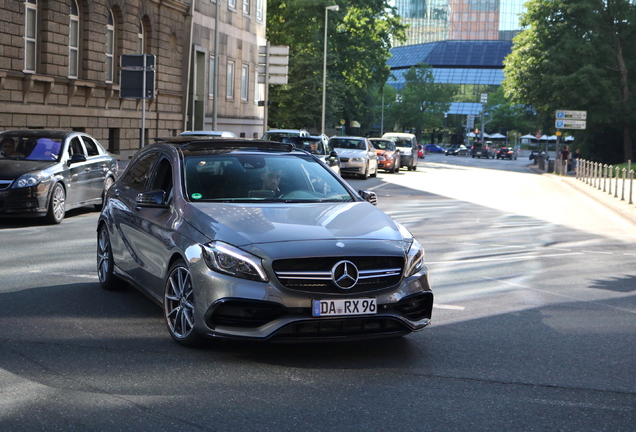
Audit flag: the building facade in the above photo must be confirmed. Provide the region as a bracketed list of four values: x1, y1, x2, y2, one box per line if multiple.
[0, 0, 266, 160]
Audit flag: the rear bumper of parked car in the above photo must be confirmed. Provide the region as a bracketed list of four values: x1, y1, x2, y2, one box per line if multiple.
[190, 259, 433, 341]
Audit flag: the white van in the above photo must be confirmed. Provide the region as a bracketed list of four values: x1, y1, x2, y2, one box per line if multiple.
[262, 129, 310, 142]
[381, 132, 418, 171]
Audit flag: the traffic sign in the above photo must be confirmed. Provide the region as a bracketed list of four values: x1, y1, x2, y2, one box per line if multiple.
[556, 110, 587, 120]
[555, 119, 586, 130]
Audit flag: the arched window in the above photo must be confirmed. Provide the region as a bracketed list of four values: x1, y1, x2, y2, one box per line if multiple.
[24, 0, 37, 72]
[69, 0, 80, 78]
[106, 9, 115, 82]
[137, 18, 144, 54]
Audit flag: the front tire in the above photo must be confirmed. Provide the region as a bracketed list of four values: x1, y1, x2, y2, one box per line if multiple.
[45, 183, 65, 224]
[97, 224, 124, 291]
[359, 163, 370, 180]
[164, 260, 204, 347]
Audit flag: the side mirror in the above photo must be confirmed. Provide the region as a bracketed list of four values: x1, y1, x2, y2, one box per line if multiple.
[68, 153, 87, 165]
[358, 189, 378, 206]
[329, 150, 338, 158]
[136, 190, 169, 208]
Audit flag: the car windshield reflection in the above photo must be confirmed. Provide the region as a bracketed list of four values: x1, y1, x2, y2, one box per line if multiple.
[184, 154, 353, 203]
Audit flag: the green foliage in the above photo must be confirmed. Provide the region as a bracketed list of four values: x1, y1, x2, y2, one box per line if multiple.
[266, 0, 406, 133]
[503, 0, 636, 163]
[385, 64, 452, 138]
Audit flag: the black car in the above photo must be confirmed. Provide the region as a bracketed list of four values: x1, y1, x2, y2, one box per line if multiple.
[97, 137, 433, 346]
[280, 135, 341, 175]
[445, 144, 468, 156]
[529, 150, 550, 163]
[496, 147, 518, 160]
[0, 130, 118, 224]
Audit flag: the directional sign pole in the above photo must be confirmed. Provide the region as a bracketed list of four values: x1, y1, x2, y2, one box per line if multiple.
[141, 54, 147, 147]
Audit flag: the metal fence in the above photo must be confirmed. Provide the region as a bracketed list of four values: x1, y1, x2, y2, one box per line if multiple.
[573, 159, 635, 206]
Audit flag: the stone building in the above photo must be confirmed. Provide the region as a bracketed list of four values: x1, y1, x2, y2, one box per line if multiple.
[0, 0, 266, 160]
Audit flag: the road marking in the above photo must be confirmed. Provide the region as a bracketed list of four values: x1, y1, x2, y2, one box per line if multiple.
[581, 250, 613, 255]
[428, 252, 584, 265]
[434, 304, 465, 310]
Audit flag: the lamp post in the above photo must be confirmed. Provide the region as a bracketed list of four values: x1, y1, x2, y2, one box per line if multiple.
[322, 5, 339, 136]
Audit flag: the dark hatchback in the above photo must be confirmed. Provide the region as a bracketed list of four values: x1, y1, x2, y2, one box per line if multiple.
[0, 130, 118, 224]
[97, 138, 433, 346]
[496, 147, 518, 160]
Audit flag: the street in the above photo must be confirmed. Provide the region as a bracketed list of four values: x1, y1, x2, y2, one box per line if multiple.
[0, 154, 634, 431]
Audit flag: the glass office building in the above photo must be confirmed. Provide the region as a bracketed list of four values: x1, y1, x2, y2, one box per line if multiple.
[388, 0, 527, 115]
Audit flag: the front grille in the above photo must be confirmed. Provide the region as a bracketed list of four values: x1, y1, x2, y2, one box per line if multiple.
[271, 316, 410, 340]
[273, 256, 404, 294]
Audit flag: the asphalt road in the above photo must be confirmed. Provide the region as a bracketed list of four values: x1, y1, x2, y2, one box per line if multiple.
[0, 154, 634, 431]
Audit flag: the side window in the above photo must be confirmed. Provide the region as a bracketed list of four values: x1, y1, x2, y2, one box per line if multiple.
[69, 137, 85, 157]
[122, 153, 159, 191]
[149, 158, 173, 198]
[81, 136, 100, 156]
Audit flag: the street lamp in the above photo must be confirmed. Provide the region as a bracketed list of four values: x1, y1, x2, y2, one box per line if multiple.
[321, 5, 339, 136]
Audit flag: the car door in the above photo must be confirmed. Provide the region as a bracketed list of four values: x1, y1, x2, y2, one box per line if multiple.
[366, 139, 378, 173]
[64, 136, 93, 204]
[126, 156, 179, 296]
[109, 151, 160, 278]
[80, 135, 111, 201]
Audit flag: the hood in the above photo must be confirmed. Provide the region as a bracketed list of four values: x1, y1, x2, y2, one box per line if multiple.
[0, 160, 57, 180]
[184, 201, 404, 247]
[333, 148, 367, 158]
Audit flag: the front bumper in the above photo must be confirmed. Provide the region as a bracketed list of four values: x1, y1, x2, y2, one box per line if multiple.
[191, 258, 433, 342]
[0, 184, 49, 217]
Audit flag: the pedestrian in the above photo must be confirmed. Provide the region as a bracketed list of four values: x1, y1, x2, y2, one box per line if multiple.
[560, 145, 570, 173]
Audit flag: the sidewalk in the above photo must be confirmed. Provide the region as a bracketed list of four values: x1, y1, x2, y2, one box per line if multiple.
[529, 163, 636, 226]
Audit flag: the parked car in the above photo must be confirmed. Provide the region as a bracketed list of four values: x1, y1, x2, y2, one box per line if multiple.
[0, 130, 118, 224]
[424, 143, 445, 154]
[496, 147, 518, 160]
[280, 135, 341, 175]
[382, 132, 418, 171]
[471, 141, 494, 158]
[96, 138, 433, 346]
[369, 138, 401, 173]
[179, 130, 237, 138]
[261, 129, 310, 142]
[329, 136, 379, 179]
[529, 150, 550, 163]
[445, 144, 468, 156]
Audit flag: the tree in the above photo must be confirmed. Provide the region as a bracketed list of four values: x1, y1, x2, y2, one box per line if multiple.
[265, 0, 406, 133]
[387, 64, 452, 139]
[503, 0, 636, 163]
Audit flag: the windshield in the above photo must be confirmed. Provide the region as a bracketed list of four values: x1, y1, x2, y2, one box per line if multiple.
[262, 132, 300, 142]
[329, 139, 366, 150]
[184, 153, 353, 203]
[0, 134, 62, 161]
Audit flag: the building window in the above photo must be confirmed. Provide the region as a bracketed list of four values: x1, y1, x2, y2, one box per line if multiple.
[209, 55, 215, 97]
[241, 64, 249, 101]
[228, 0, 236, 10]
[137, 19, 144, 54]
[24, 0, 37, 73]
[243, 0, 250, 15]
[106, 9, 115, 83]
[226, 60, 235, 99]
[254, 70, 261, 104]
[256, 0, 263, 22]
[69, 0, 80, 78]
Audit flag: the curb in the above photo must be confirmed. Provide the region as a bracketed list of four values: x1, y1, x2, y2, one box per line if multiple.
[529, 164, 636, 226]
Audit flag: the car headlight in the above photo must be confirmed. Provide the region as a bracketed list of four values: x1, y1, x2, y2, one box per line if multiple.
[202, 241, 268, 282]
[393, 221, 425, 278]
[12, 172, 46, 189]
[405, 238, 425, 277]
[351, 157, 364, 162]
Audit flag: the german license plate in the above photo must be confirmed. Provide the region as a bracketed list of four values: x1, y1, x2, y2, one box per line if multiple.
[312, 299, 377, 317]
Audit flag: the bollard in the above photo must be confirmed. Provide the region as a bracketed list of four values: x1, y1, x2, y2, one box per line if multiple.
[614, 166, 619, 198]
[630, 169, 634, 205]
[621, 168, 626, 201]
[608, 165, 612, 194]
[603, 164, 607, 192]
